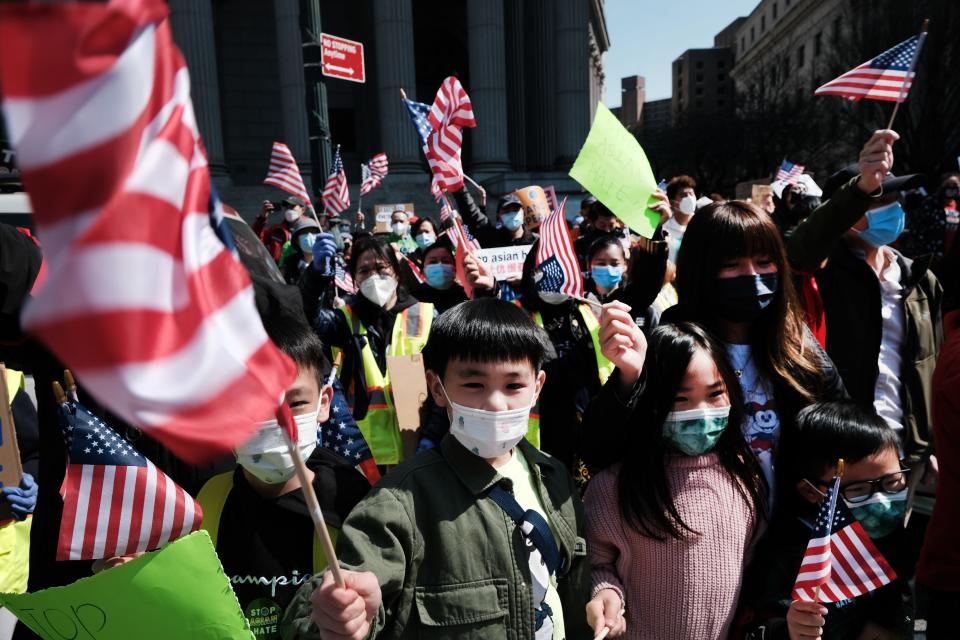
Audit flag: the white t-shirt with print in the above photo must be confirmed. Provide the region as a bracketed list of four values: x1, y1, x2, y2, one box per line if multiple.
[497, 450, 565, 640]
[726, 343, 780, 497]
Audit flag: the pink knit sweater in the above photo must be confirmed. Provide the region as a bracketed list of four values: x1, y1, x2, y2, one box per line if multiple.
[584, 455, 760, 640]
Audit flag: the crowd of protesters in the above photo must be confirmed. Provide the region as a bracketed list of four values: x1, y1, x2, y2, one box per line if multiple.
[1, 127, 958, 640]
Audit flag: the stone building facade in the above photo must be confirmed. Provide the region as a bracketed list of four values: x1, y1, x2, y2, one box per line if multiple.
[166, 0, 609, 222]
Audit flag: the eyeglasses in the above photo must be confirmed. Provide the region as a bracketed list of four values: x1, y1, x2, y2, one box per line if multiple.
[356, 263, 394, 279]
[814, 469, 911, 504]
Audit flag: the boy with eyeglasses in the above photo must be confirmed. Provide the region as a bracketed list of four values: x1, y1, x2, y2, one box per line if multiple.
[739, 402, 914, 640]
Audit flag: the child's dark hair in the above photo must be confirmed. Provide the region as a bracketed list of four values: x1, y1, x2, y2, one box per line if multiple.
[270, 324, 332, 389]
[348, 236, 401, 279]
[617, 322, 768, 541]
[422, 298, 551, 378]
[780, 401, 900, 488]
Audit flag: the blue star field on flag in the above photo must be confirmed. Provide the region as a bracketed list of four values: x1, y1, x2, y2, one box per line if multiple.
[870, 35, 920, 71]
[319, 377, 373, 463]
[402, 98, 433, 148]
[60, 401, 145, 467]
[535, 256, 566, 293]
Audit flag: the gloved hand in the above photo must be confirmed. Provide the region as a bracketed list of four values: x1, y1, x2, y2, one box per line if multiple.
[311, 233, 338, 275]
[1, 473, 37, 520]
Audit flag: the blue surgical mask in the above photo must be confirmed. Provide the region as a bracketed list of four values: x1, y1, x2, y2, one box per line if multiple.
[845, 490, 907, 539]
[591, 265, 624, 290]
[857, 201, 906, 247]
[298, 232, 318, 253]
[500, 210, 523, 231]
[415, 232, 436, 250]
[424, 263, 456, 290]
[662, 406, 730, 456]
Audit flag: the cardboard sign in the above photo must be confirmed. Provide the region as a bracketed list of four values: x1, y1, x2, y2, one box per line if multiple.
[373, 203, 414, 234]
[0, 364, 23, 523]
[475, 245, 533, 281]
[320, 33, 365, 83]
[387, 354, 429, 460]
[0, 531, 254, 640]
[752, 184, 773, 205]
[516, 186, 549, 230]
[569, 103, 660, 237]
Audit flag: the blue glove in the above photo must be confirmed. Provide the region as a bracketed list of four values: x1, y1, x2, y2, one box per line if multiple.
[311, 233, 338, 275]
[1, 473, 37, 520]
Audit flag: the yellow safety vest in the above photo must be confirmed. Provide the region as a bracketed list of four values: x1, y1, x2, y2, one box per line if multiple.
[331, 302, 434, 465]
[197, 471, 336, 575]
[0, 367, 31, 595]
[527, 304, 614, 449]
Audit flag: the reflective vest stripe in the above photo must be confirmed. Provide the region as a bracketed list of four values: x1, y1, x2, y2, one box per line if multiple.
[198, 471, 336, 574]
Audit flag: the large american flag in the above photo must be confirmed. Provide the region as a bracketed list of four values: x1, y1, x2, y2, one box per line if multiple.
[57, 400, 202, 561]
[359, 152, 388, 196]
[792, 476, 897, 603]
[264, 141, 313, 209]
[322, 145, 350, 215]
[403, 76, 476, 192]
[776, 159, 805, 184]
[0, 0, 296, 463]
[815, 34, 926, 102]
[535, 198, 583, 297]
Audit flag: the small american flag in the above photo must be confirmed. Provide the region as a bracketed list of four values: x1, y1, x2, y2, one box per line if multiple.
[0, 0, 296, 463]
[403, 76, 476, 193]
[535, 198, 583, 297]
[792, 476, 897, 603]
[264, 141, 313, 209]
[320, 378, 379, 484]
[57, 400, 202, 561]
[404, 255, 426, 284]
[334, 262, 356, 294]
[815, 34, 926, 102]
[322, 145, 350, 215]
[359, 152, 388, 196]
[776, 159, 805, 184]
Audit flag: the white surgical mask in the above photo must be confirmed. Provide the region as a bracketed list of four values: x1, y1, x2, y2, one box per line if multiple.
[392, 222, 409, 237]
[679, 194, 697, 215]
[359, 275, 397, 307]
[284, 208, 302, 223]
[440, 382, 534, 459]
[236, 409, 319, 484]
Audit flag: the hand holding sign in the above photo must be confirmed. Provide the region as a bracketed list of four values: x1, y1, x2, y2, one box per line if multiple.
[570, 104, 660, 238]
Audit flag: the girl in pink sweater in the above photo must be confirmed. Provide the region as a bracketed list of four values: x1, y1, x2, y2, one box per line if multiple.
[585, 322, 768, 639]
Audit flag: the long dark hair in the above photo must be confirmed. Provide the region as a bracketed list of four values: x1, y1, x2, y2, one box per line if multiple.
[673, 200, 824, 401]
[617, 322, 768, 540]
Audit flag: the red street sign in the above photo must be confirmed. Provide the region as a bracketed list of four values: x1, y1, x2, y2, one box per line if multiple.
[320, 33, 365, 83]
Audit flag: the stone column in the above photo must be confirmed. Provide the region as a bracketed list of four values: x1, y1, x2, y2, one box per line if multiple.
[505, 0, 527, 170]
[274, 0, 313, 185]
[524, 0, 556, 170]
[467, 0, 510, 173]
[373, 0, 420, 172]
[554, 0, 590, 169]
[167, 0, 227, 176]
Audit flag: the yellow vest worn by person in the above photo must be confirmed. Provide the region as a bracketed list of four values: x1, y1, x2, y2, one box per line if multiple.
[197, 471, 336, 575]
[0, 368, 31, 594]
[332, 302, 434, 465]
[526, 303, 614, 449]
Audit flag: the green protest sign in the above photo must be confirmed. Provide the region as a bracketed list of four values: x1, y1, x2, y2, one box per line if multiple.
[569, 103, 660, 238]
[0, 531, 254, 640]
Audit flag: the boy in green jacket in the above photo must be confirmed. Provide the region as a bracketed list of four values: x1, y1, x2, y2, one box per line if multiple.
[282, 298, 599, 639]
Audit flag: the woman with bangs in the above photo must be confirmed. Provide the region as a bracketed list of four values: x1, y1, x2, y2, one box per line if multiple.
[582, 200, 846, 502]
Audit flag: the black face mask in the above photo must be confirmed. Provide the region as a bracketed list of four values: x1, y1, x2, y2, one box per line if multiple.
[713, 272, 779, 323]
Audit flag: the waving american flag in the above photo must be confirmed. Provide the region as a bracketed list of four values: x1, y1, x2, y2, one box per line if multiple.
[264, 141, 313, 209]
[815, 34, 926, 102]
[535, 198, 583, 298]
[0, 0, 296, 463]
[359, 152, 388, 196]
[322, 145, 350, 215]
[57, 400, 202, 560]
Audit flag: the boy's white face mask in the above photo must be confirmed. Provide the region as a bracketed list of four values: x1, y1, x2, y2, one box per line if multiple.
[236, 409, 319, 484]
[440, 382, 534, 459]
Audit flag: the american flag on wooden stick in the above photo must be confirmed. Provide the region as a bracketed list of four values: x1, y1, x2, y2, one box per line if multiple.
[360, 152, 388, 196]
[776, 159, 805, 184]
[814, 34, 926, 102]
[57, 400, 202, 560]
[403, 76, 476, 192]
[0, 0, 296, 463]
[535, 198, 583, 298]
[792, 475, 897, 603]
[322, 145, 350, 215]
[264, 141, 313, 208]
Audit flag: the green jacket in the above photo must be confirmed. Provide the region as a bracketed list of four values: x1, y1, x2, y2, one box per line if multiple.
[787, 176, 943, 462]
[282, 436, 591, 639]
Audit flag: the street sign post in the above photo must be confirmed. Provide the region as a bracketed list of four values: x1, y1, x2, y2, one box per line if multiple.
[320, 33, 365, 83]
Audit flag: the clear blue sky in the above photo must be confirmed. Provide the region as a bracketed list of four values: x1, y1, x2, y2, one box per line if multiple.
[603, 0, 760, 106]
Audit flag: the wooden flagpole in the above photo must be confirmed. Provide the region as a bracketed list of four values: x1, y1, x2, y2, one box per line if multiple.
[885, 19, 929, 130]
